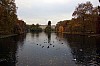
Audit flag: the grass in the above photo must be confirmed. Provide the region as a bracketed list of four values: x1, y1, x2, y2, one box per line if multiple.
[0, 34, 17, 39]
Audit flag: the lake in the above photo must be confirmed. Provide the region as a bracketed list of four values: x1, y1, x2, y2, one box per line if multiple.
[0, 32, 100, 66]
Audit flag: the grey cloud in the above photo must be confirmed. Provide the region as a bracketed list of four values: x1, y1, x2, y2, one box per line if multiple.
[16, 0, 99, 25]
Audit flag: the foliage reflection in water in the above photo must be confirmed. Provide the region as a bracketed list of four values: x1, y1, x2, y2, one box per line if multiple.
[58, 33, 100, 66]
[0, 32, 100, 66]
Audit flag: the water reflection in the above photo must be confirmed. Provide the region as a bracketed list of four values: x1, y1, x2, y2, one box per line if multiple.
[31, 32, 41, 38]
[16, 32, 75, 66]
[62, 34, 100, 66]
[0, 34, 26, 66]
[56, 33, 64, 39]
[45, 32, 51, 43]
[96, 38, 100, 65]
[0, 32, 100, 66]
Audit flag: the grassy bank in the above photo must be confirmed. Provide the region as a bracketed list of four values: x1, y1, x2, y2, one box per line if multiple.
[0, 34, 18, 39]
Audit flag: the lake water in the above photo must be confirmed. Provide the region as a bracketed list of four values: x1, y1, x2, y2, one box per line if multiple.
[0, 32, 100, 66]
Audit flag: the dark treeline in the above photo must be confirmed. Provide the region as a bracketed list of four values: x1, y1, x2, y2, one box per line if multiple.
[30, 21, 55, 33]
[0, 0, 26, 35]
[56, 1, 99, 34]
[45, 21, 55, 32]
[30, 24, 42, 32]
[45, 21, 52, 32]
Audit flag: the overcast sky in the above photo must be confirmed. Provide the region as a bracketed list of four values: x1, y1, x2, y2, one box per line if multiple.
[15, 0, 99, 25]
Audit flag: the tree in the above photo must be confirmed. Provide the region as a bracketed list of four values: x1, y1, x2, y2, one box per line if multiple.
[72, 1, 93, 18]
[30, 24, 42, 32]
[48, 21, 51, 26]
[45, 21, 52, 32]
[55, 1, 99, 34]
[72, 1, 98, 33]
[0, 0, 17, 34]
[98, 0, 100, 16]
[36, 24, 39, 28]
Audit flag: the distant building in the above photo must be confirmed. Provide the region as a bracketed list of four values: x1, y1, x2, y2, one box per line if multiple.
[51, 25, 56, 29]
[40, 25, 47, 30]
[40, 25, 56, 30]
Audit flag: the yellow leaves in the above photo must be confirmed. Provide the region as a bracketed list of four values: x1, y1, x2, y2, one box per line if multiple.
[58, 26, 64, 32]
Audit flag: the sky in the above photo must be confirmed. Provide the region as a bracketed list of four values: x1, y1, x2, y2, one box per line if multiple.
[15, 0, 99, 25]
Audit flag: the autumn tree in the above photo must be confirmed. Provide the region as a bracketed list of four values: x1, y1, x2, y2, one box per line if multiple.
[72, 1, 99, 33]
[0, 0, 17, 34]
[73, 2, 93, 18]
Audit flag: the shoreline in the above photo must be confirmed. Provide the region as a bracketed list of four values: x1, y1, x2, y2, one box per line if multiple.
[0, 34, 18, 39]
[1, 32, 100, 39]
[56, 32, 100, 37]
